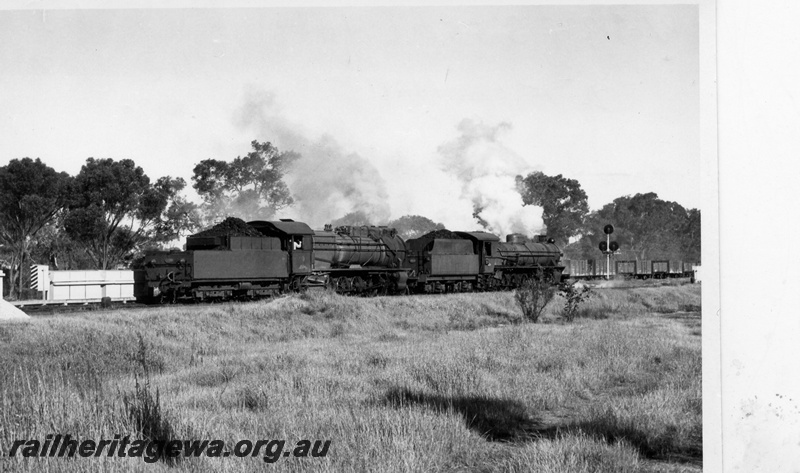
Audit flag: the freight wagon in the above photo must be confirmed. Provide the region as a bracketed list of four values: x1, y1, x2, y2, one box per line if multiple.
[562, 257, 697, 280]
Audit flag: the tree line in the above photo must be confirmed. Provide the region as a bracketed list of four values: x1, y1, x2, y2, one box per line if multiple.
[0, 157, 198, 298]
[0, 142, 443, 298]
[0, 141, 700, 298]
[517, 172, 701, 263]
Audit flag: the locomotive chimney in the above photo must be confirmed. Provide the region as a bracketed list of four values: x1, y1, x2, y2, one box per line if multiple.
[506, 233, 526, 244]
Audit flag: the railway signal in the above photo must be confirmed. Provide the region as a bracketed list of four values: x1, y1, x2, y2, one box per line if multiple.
[599, 225, 620, 280]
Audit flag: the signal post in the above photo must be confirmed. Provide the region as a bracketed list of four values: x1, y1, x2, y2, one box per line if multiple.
[599, 224, 620, 280]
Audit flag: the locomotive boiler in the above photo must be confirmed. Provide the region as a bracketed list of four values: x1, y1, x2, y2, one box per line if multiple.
[489, 233, 565, 286]
[311, 225, 409, 294]
[495, 234, 563, 268]
[312, 225, 406, 269]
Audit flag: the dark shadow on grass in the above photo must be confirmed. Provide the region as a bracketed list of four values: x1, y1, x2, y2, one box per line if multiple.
[382, 387, 702, 466]
[662, 311, 702, 332]
[567, 417, 703, 467]
[480, 306, 521, 325]
[663, 311, 701, 320]
[382, 387, 560, 442]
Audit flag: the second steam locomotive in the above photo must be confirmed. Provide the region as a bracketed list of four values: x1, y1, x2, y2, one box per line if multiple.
[135, 218, 565, 303]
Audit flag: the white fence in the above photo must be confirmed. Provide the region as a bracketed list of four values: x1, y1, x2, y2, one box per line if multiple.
[47, 270, 136, 302]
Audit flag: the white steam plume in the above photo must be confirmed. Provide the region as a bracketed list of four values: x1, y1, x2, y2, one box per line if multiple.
[438, 119, 544, 237]
[234, 90, 390, 228]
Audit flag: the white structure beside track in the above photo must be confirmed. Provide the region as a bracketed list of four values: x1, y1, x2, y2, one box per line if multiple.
[11, 268, 136, 305]
[48, 270, 135, 301]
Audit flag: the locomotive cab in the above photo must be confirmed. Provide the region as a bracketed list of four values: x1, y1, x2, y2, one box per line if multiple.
[248, 220, 314, 276]
[454, 231, 501, 274]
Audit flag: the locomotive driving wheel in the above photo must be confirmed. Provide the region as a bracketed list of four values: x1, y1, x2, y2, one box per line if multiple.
[511, 273, 522, 288]
[351, 276, 366, 294]
[487, 276, 499, 291]
[334, 276, 351, 294]
[289, 276, 308, 292]
[372, 274, 389, 296]
[502, 273, 513, 288]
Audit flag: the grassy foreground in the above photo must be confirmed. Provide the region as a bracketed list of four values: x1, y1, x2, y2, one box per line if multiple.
[0, 285, 701, 472]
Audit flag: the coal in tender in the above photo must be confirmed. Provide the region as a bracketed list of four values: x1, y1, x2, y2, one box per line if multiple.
[193, 217, 262, 237]
[420, 229, 463, 240]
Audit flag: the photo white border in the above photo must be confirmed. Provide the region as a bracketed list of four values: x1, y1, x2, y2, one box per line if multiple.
[1, 0, 724, 469]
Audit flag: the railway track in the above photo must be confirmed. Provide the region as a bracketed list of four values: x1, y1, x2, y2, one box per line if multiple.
[16, 300, 151, 317]
[14, 294, 294, 317]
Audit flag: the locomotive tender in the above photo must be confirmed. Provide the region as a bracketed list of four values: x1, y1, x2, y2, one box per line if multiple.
[135, 218, 565, 303]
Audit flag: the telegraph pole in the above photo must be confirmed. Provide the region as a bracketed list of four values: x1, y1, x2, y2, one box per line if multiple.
[599, 224, 620, 280]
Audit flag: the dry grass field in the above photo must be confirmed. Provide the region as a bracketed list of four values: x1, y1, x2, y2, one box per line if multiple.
[0, 283, 701, 472]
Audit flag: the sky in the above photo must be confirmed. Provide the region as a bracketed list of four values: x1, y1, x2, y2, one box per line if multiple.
[0, 4, 700, 233]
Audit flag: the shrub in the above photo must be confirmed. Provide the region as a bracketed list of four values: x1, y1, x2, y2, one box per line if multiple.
[122, 333, 181, 464]
[559, 282, 593, 322]
[514, 276, 557, 323]
[123, 376, 179, 465]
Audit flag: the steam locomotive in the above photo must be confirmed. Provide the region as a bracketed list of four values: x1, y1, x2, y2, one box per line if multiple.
[134, 218, 565, 303]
